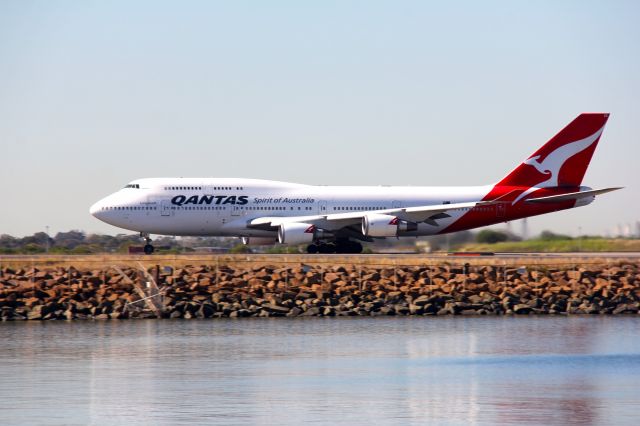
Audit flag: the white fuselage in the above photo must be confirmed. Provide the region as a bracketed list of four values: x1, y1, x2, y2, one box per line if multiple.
[89, 114, 616, 251]
[90, 178, 492, 238]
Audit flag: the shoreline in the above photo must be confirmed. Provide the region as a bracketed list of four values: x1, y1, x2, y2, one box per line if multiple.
[1, 259, 639, 320]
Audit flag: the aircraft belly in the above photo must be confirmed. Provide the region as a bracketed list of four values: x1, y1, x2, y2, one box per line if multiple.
[125, 212, 226, 236]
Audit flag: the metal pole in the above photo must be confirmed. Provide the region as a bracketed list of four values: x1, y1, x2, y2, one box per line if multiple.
[578, 226, 582, 252]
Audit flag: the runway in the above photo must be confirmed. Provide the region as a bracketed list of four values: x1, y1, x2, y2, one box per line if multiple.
[1, 252, 639, 269]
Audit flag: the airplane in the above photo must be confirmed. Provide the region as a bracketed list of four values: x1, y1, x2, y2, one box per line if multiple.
[90, 113, 621, 254]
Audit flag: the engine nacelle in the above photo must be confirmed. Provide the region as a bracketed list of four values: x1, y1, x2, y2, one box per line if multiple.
[241, 237, 278, 246]
[278, 223, 317, 245]
[362, 214, 417, 237]
[574, 186, 595, 208]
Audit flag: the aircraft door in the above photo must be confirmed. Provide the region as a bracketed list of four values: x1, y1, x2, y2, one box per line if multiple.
[318, 201, 327, 215]
[161, 200, 172, 217]
[496, 203, 505, 218]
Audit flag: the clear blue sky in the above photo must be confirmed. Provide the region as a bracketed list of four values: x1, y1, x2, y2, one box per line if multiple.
[1, 0, 638, 237]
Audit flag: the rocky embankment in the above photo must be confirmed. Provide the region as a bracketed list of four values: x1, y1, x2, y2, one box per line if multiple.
[0, 263, 639, 320]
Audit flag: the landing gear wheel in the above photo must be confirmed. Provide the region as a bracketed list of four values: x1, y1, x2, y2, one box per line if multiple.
[140, 232, 154, 255]
[317, 243, 335, 254]
[334, 240, 363, 254]
[350, 242, 363, 254]
[307, 244, 319, 254]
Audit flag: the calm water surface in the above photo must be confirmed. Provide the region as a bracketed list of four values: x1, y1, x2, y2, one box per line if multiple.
[1, 317, 639, 425]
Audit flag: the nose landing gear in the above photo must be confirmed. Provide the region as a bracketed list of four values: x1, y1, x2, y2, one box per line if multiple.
[140, 232, 154, 255]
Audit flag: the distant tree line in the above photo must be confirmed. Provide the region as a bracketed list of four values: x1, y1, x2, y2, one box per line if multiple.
[0, 231, 235, 254]
[473, 229, 588, 244]
[0, 228, 612, 254]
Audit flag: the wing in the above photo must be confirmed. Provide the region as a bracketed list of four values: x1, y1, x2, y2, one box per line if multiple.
[248, 200, 494, 232]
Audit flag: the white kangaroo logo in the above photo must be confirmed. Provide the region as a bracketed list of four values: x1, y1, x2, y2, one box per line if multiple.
[512, 126, 605, 204]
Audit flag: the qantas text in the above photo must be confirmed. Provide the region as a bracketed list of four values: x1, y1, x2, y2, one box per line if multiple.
[171, 195, 249, 206]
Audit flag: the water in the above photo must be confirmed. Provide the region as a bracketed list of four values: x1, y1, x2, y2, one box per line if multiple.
[1, 317, 639, 425]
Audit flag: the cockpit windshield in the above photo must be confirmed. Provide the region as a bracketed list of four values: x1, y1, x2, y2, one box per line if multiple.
[124, 184, 140, 189]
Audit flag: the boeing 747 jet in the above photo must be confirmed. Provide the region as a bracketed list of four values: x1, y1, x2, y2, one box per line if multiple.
[90, 113, 620, 254]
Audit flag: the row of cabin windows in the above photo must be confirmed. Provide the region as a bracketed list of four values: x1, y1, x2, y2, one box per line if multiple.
[101, 205, 313, 212]
[102, 205, 494, 213]
[460, 207, 492, 211]
[102, 206, 155, 211]
[172, 206, 226, 210]
[245, 206, 285, 211]
[172, 206, 313, 211]
[163, 186, 245, 191]
[241, 206, 312, 211]
[328, 206, 495, 212]
[124, 184, 140, 189]
[334, 206, 386, 211]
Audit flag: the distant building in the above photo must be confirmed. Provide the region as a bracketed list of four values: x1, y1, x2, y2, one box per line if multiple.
[613, 224, 621, 238]
[521, 218, 529, 240]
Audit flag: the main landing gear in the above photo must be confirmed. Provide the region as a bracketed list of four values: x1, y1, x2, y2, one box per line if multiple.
[306, 239, 363, 254]
[140, 232, 154, 255]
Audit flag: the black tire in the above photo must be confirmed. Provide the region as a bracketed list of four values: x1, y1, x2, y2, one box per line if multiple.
[318, 243, 336, 254]
[334, 243, 347, 254]
[307, 244, 319, 254]
[143, 244, 155, 255]
[335, 240, 362, 254]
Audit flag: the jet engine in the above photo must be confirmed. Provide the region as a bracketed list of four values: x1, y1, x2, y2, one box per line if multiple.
[362, 214, 417, 237]
[278, 223, 317, 245]
[241, 237, 278, 246]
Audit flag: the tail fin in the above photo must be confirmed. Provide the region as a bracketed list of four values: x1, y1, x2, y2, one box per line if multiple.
[497, 113, 609, 189]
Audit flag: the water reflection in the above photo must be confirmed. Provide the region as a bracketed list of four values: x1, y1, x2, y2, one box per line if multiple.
[1, 317, 639, 425]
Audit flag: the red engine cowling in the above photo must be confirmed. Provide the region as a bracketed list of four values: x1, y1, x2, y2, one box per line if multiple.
[362, 214, 417, 237]
[241, 237, 278, 246]
[278, 223, 316, 245]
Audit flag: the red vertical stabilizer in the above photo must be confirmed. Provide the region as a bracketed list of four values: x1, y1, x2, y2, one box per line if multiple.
[497, 113, 609, 190]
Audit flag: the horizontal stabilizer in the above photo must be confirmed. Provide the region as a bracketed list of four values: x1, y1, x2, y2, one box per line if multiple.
[524, 187, 622, 204]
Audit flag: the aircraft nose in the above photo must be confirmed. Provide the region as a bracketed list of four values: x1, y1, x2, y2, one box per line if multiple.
[90, 200, 103, 218]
